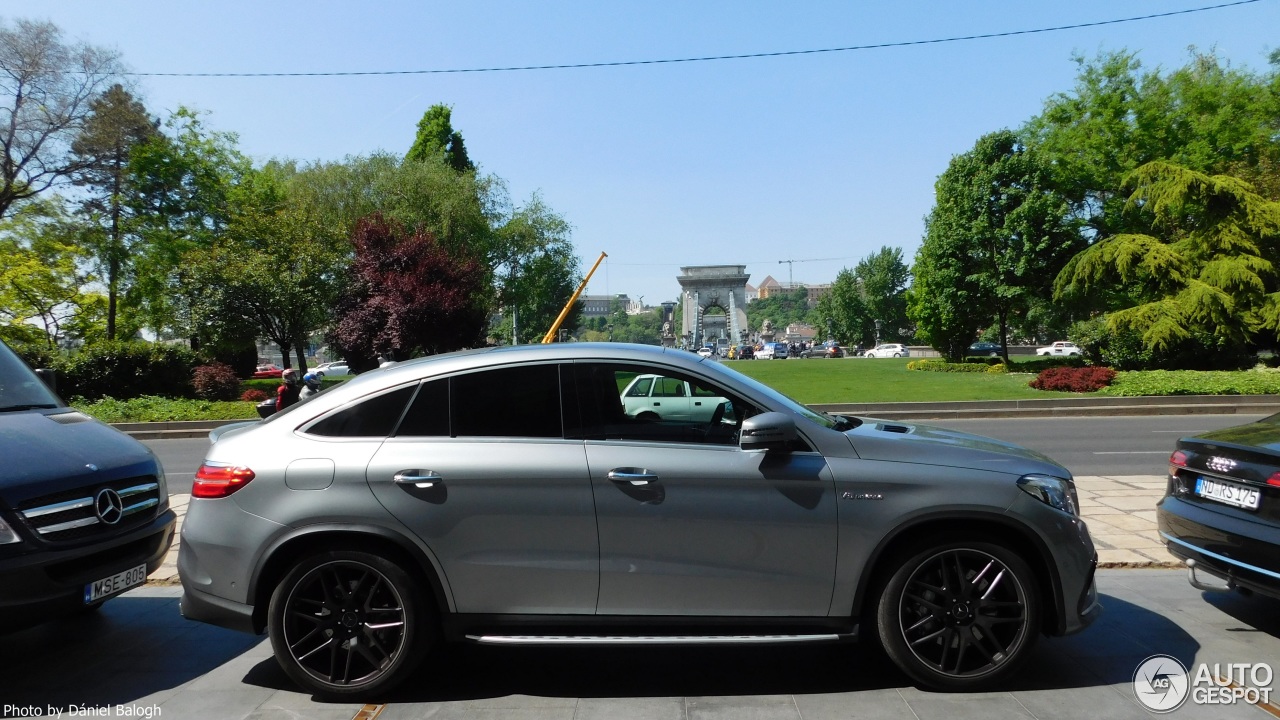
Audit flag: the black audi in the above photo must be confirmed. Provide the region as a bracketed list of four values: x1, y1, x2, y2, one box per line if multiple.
[1158, 414, 1280, 599]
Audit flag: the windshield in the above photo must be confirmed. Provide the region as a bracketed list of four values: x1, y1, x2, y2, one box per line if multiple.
[698, 358, 838, 429]
[0, 341, 63, 411]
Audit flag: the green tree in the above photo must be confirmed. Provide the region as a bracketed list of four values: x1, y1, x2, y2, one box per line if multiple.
[855, 246, 912, 343]
[0, 200, 92, 348]
[0, 18, 124, 219]
[184, 166, 344, 370]
[1055, 161, 1280, 353]
[492, 194, 581, 344]
[747, 287, 814, 334]
[126, 107, 250, 339]
[406, 104, 474, 172]
[911, 131, 1081, 361]
[814, 268, 871, 346]
[70, 84, 158, 340]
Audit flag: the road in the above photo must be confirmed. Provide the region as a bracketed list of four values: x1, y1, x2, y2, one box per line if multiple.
[4, 571, 1277, 719]
[143, 413, 1270, 492]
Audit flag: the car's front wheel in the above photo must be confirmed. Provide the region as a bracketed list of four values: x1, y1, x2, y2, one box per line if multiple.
[876, 541, 1040, 691]
[268, 550, 431, 698]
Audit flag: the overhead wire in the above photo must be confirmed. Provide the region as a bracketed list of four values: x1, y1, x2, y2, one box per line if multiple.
[113, 1, 1260, 78]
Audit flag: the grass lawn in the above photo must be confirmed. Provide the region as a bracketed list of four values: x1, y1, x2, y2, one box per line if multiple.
[725, 357, 1082, 404]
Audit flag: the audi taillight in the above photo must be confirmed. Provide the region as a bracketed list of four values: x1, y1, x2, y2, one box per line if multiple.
[1267, 472, 1280, 488]
[1169, 450, 1189, 476]
[193, 462, 255, 498]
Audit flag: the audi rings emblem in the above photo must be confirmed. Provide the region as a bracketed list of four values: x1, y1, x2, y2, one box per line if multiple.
[95, 488, 125, 525]
[1207, 456, 1238, 474]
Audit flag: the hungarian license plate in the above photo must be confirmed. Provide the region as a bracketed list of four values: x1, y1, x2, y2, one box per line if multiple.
[1195, 476, 1261, 511]
[84, 564, 147, 603]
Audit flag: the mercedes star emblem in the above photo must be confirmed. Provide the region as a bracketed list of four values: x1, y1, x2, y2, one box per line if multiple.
[95, 488, 125, 525]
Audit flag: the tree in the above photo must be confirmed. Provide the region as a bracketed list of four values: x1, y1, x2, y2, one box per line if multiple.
[855, 246, 912, 343]
[492, 194, 581, 344]
[184, 167, 344, 370]
[814, 269, 871, 346]
[0, 199, 92, 348]
[1055, 161, 1280, 353]
[0, 19, 124, 219]
[911, 131, 1081, 361]
[328, 215, 490, 371]
[406, 104, 474, 172]
[126, 107, 250, 339]
[70, 84, 158, 339]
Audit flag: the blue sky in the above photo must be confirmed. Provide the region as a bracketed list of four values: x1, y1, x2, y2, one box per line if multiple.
[16, 0, 1280, 306]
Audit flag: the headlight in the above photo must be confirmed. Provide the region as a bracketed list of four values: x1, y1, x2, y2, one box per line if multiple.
[0, 515, 22, 545]
[1017, 474, 1079, 516]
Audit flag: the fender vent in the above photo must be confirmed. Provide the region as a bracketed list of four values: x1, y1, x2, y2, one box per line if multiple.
[880, 424, 910, 434]
[47, 412, 92, 425]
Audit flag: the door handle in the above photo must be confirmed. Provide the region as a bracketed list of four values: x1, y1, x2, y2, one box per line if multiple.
[608, 470, 658, 486]
[394, 470, 443, 489]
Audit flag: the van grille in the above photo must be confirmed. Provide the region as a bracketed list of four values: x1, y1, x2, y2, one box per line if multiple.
[17, 476, 161, 543]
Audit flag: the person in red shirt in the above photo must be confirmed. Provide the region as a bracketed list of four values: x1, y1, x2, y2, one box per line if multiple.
[276, 368, 302, 412]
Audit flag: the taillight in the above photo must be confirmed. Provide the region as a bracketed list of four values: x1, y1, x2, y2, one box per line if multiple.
[1169, 450, 1189, 476]
[1267, 472, 1280, 488]
[193, 462, 255, 498]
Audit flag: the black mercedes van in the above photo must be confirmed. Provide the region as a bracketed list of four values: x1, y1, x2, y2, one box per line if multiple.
[0, 340, 175, 630]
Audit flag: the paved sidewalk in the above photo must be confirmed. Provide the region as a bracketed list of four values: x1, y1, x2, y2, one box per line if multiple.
[148, 474, 1177, 585]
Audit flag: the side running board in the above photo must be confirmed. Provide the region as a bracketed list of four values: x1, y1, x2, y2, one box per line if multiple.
[465, 634, 847, 645]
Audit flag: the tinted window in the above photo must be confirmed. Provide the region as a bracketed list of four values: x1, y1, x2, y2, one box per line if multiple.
[571, 363, 758, 446]
[308, 385, 416, 437]
[0, 341, 61, 409]
[451, 364, 563, 438]
[395, 379, 450, 437]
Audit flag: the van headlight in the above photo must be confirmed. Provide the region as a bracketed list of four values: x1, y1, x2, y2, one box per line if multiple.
[0, 515, 22, 544]
[1017, 474, 1079, 516]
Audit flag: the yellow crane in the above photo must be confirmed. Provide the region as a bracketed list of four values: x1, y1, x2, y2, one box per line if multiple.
[541, 251, 607, 344]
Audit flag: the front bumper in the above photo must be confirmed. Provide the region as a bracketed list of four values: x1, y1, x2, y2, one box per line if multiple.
[0, 508, 176, 631]
[1158, 496, 1280, 600]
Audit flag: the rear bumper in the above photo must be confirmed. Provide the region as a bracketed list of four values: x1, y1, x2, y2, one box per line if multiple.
[1158, 496, 1280, 600]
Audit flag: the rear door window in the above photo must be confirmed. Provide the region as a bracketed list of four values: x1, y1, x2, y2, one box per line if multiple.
[451, 364, 564, 438]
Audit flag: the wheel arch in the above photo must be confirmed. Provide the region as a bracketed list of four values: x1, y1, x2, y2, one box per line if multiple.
[249, 524, 451, 634]
[850, 513, 1066, 636]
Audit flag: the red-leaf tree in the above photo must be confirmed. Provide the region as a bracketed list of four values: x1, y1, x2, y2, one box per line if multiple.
[329, 214, 490, 372]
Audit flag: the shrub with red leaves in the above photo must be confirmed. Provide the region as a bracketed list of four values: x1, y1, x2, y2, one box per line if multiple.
[193, 362, 243, 400]
[240, 389, 269, 402]
[1029, 366, 1117, 392]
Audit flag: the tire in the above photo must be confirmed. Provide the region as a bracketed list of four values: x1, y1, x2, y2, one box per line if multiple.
[892, 353, 902, 358]
[637, 411, 660, 422]
[876, 540, 1040, 691]
[268, 550, 432, 698]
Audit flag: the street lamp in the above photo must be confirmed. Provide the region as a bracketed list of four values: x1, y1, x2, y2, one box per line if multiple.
[607, 323, 613, 342]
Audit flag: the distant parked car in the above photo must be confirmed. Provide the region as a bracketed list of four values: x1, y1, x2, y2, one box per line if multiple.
[1036, 341, 1081, 357]
[620, 372, 734, 424]
[696, 347, 714, 359]
[252, 364, 283, 379]
[755, 342, 789, 360]
[968, 342, 1002, 357]
[319, 363, 350, 376]
[734, 345, 754, 360]
[864, 343, 909, 358]
[799, 344, 843, 359]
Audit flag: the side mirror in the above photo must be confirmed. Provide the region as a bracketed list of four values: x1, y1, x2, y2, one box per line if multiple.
[35, 368, 57, 394]
[740, 412, 797, 452]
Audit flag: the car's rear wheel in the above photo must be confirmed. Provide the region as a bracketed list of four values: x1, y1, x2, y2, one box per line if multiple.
[876, 541, 1040, 691]
[892, 353, 902, 358]
[268, 550, 431, 698]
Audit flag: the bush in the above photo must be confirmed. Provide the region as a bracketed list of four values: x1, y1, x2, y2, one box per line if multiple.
[1030, 366, 1117, 392]
[72, 395, 259, 423]
[193, 362, 242, 401]
[907, 360, 998, 373]
[1007, 356, 1087, 374]
[1100, 370, 1280, 396]
[56, 341, 200, 401]
[240, 389, 270, 402]
[1069, 317, 1255, 370]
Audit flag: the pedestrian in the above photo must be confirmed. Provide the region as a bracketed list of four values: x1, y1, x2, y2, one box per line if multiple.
[276, 368, 302, 413]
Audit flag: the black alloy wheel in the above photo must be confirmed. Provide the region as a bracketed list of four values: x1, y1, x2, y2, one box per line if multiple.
[877, 541, 1040, 690]
[268, 550, 430, 697]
